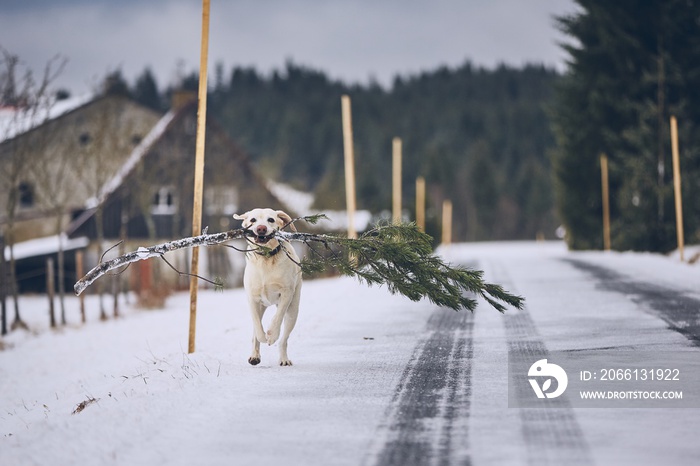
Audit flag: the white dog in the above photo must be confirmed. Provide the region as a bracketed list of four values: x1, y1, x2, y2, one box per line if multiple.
[233, 208, 301, 366]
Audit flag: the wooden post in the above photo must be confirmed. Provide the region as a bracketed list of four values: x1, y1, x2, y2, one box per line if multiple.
[188, 0, 211, 353]
[46, 257, 56, 328]
[341, 95, 357, 239]
[1, 235, 7, 336]
[415, 176, 425, 232]
[442, 199, 453, 246]
[76, 250, 85, 323]
[392, 137, 402, 224]
[600, 153, 611, 251]
[670, 116, 685, 262]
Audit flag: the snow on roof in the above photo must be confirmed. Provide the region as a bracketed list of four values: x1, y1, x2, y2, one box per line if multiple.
[266, 180, 315, 213]
[85, 110, 176, 209]
[4, 234, 89, 261]
[265, 180, 372, 232]
[314, 209, 373, 232]
[0, 94, 94, 144]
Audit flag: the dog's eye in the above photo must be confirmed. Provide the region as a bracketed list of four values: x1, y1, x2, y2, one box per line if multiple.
[267, 218, 275, 223]
[249, 218, 256, 223]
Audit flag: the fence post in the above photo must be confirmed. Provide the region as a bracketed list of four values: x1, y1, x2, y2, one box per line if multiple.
[1, 235, 6, 336]
[600, 153, 611, 251]
[47, 257, 56, 328]
[76, 250, 86, 323]
[416, 177, 426, 232]
[392, 137, 402, 224]
[670, 116, 685, 262]
[442, 199, 453, 246]
[341, 95, 357, 239]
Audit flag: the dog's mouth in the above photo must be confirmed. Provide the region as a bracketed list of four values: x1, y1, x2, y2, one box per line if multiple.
[254, 234, 273, 245]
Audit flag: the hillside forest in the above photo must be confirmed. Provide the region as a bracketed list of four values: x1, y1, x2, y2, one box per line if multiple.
[9, 1, 699, 253]
[123, 61, 560, 244]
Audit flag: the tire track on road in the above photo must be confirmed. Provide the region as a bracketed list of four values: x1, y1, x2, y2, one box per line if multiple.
[491, 261, 593, 466]
[366, 305, 474, 466]
[565, 258, 700, 347]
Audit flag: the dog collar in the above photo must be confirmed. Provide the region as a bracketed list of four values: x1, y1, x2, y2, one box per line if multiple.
[255, 243, 282, 257]
[268, 244, 282, 257]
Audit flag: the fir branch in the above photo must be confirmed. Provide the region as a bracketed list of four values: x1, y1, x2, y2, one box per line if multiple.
[74, 217, 524, 313]
[277, 223, 524, 313]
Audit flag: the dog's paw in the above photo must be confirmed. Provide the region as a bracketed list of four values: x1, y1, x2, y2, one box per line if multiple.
[266, 328, 280, 345]
[248, 356, 261, 366]
[255, 331, 267, 344]
[279, 359, 293, 366]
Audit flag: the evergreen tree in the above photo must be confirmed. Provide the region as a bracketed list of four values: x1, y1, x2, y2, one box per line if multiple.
[211, 60, 560, 242]
[103, 70, 130, 97]
[552, 0, 700, 252]
[133, 67, 162, 111]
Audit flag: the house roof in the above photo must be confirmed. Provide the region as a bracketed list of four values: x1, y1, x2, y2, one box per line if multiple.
[266, 180, 372, 232]
[65, 100, 292, 238]
[0, 94, 95, 145]
[85, 109, 177, 209]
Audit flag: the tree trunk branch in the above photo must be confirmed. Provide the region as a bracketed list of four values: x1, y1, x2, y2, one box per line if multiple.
[74, 219, 525, 314]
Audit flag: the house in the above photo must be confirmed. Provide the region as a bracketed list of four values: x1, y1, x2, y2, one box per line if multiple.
[66, 93, 293, 291]
[0, 93, 162, 243]
[1, 91, 292, 293]
[1, 93, 162, 292]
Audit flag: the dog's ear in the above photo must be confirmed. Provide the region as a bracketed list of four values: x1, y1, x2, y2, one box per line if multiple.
[276, 210, 297, 232]
[233, 212, 250, 227]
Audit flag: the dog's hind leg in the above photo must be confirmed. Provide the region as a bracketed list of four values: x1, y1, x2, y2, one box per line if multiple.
[278, 286, 301, 366]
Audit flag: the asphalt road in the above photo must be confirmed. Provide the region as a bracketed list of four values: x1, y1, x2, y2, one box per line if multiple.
[362, 243, 700, 466]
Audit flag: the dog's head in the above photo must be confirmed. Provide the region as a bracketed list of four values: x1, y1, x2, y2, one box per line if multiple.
[233, 208, 296, 245]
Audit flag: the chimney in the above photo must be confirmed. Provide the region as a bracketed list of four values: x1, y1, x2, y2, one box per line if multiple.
[171, 90, 197, 110]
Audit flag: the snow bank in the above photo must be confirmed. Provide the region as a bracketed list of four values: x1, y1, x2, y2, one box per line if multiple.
[3, 234, 89, 261]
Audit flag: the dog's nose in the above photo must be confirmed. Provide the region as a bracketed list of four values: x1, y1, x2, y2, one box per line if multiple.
[256, 225, 268, 236]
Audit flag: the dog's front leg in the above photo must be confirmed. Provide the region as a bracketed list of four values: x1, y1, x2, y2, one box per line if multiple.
[248, 335, 261, 366]
[248, 299, 266, 365]
[249, 297, 268, 344]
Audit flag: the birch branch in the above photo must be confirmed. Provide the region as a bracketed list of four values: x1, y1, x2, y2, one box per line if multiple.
[73, 228, 251, 296]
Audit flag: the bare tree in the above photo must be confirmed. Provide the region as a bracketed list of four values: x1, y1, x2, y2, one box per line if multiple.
[32, 131, 73, 323]
[73, 74, 152, 319]
[0, 47, 66, 330]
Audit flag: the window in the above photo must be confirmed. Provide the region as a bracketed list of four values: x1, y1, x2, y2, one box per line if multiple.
[18, 182, 34, 208]
[151, 186, 177, 215]
[205, 186, 238, 215]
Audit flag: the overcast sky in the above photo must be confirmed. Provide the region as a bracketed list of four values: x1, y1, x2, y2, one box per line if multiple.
[1, 0, 579, 95]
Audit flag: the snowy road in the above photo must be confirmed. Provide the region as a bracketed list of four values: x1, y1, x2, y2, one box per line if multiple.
[2, 241, 700, 466]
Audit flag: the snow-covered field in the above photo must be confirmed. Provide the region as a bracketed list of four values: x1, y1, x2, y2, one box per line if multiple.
[1, 269, 431, 465]
[2, 240, 700, 466]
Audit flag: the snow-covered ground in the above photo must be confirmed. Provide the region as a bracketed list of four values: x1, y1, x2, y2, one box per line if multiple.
[1, 273, 431, 466]
[2, 241, 699, 466]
